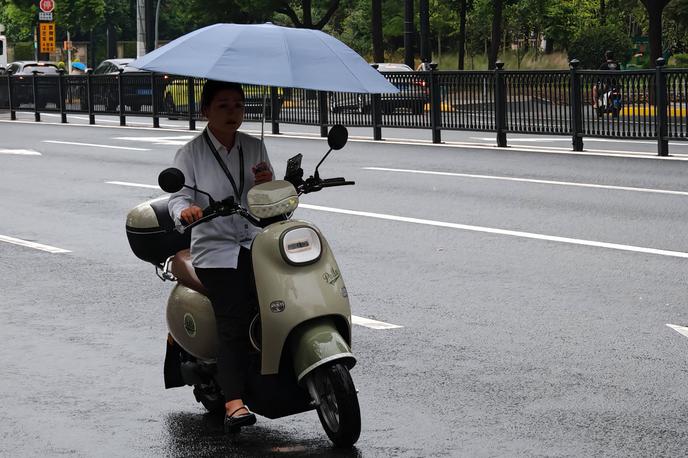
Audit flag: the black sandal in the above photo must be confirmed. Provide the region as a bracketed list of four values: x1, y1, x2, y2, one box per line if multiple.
[224, 405, 256, 433]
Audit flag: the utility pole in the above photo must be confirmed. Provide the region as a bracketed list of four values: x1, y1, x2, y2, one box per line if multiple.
[136, 0, 146, 57]
[404, 0, 414, 68]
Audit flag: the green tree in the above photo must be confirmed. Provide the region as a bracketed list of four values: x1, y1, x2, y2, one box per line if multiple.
[0, 0, 36, 41]
[568, 22, 632, 68]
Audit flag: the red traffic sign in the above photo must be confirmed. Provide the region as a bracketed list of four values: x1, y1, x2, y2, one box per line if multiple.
[39, 0, 55, 13]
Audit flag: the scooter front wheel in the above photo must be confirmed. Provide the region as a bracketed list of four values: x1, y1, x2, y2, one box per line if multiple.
[311, 363, 361, 448]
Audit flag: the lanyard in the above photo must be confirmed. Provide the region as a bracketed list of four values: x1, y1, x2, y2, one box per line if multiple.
[203, 129, 244, 200]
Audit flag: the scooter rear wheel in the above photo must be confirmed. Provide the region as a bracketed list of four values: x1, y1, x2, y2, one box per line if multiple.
[312, 363, 361, 448]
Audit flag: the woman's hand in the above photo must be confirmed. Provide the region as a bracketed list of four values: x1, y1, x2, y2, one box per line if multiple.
[180, 205, 203, 224]
[253, 162, 273, 185]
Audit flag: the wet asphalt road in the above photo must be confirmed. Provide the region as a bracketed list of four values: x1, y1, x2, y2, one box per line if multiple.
[1, 114, 688, 456]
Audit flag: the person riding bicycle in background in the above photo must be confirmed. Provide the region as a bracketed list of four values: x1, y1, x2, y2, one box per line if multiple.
[592, 50, 620, 106]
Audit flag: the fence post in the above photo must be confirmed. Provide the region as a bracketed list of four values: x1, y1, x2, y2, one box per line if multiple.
[86, 70, 95, 125]
[655, 58, 669, 157]
[31, 70, 40, 122]
[118, 68, 125, 126]
[569, 59, 584, 151]
[7, 75, 16, 120]
[494, 61, 507, 147]
[58, 69, 67, 123]
[270, 86, 280, 134]
[187, 77, 196, 131]
[151, 72, 160, 128]
[318, 91, 328, 137]
[371, 63, 382, 140]
[371, 93, 382, 140]
[429, 63, 442, 144]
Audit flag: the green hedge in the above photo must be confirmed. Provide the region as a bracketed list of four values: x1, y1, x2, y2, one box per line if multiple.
[669, 53, 688, 68]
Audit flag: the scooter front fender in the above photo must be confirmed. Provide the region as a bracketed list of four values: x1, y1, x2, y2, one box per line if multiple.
[290, 317, 356, 383]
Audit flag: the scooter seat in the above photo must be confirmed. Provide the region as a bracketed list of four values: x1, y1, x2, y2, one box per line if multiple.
[170, 249, 208, 296]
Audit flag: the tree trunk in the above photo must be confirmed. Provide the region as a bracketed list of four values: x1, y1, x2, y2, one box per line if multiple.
[404, 0, 415, 68]
[106, 22, 117, 59]
[545, 38, 554, 54]
[277, 0, 341, 30]
[419, 0, 431, 64]
[372, 0, 384, 63]
[489, 0, 503, 69]
[302, 0, 313, 27]
[600, 0, 606, 24]
[641, 0, 670, 67]
[458, 0, 468, 70]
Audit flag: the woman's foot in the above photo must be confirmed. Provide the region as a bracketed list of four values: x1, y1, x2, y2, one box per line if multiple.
[224, 399, 256, 433]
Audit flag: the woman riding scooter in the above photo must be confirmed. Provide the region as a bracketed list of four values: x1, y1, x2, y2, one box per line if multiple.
[167, 80, 273, 433]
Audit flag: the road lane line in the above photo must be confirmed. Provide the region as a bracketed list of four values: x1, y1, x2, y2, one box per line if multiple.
[667, 324, 688, 339]
[299, 204, 688, 259]
[470, 136, 688, 148]
[4, 119, 688, 160]
[364, 167, 688, 196]
[0, 235, 70, 253]
[106, 181, 160, 189]
[106, 181, 688, 259]
[0, 149, 41, 156]
[43, 140, 150, 151]
[40, 113, 181, 128]
[352, 315, 403, 329]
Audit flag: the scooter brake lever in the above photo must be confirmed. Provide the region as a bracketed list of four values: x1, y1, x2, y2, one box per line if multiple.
[156, 255, 177, 282]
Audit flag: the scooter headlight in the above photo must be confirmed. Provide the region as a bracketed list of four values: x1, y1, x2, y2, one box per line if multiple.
[280, 227, 322, 265]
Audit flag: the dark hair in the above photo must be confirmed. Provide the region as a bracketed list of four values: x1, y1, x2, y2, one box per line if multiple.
[201, 80, 245, 111]
[605, 50, 614, 60]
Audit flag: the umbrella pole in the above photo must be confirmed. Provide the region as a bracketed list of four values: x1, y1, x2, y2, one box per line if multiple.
[260, 87, 267, 147]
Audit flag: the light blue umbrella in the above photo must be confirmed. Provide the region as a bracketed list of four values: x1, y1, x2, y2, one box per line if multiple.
[130, 23, 398, 94]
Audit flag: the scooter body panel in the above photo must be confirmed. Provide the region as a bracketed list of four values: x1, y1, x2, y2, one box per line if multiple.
[252, 219, 353, 375]
[166, 284, 219, 361]
[290, 317, 355, 382]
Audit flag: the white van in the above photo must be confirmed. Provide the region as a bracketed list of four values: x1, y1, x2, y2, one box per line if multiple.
[0, 34, 7, 68]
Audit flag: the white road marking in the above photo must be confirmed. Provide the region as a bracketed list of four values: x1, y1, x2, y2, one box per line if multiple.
[105, 181, 160, 189]
[667, 324, 688, 339]
[40, 113, 180, 128]
[0, 149, 41, 156]
[43, 140, 150, 151]
[0, 234, 70, 253]
[114, 135, 194, 146]
[364, 167, 688, 197]
[299, 204, 688, 259]
[106, 181, 688, 259]
[352, 315, 403, 329]
[471, 136, 688, 147]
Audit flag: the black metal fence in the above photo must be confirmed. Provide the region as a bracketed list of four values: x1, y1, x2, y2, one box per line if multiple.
[1, 59, 686, 155]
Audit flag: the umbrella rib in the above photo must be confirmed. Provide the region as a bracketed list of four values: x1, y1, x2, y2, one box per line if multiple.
[280, 29, 296, 90]
[312, 31, 370, 93]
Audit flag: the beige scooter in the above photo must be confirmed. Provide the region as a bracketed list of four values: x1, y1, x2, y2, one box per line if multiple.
[125, 125, 360, 447]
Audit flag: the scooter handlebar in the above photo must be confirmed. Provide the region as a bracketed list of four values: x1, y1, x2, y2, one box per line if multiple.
[177, 197, 239, 232]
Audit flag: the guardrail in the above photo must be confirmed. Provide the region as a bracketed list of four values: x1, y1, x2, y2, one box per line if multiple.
[0, 59, 686, 156]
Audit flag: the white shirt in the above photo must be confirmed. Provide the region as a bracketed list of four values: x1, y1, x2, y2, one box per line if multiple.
[168, 129, 273, 268]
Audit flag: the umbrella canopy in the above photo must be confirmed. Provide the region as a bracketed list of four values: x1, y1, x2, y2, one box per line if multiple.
[130, 23, 398, 94]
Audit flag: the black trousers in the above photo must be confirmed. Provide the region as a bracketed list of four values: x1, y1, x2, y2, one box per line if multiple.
[195, 248, 256, 402]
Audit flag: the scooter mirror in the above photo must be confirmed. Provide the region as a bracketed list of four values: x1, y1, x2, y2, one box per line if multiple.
[327, 124, 348, 150]
[158, 167, 186, 193]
